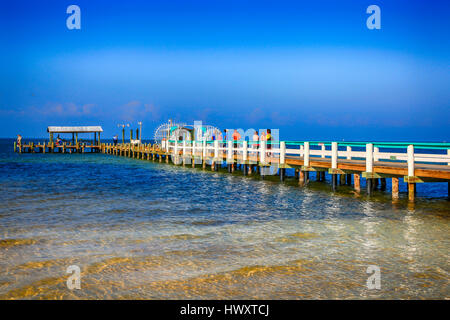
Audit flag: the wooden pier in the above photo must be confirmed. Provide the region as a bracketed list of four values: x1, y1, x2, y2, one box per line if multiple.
[14, 141, 101, 154]
[96, 140, 450, 202]
[14, 138, 450, 202]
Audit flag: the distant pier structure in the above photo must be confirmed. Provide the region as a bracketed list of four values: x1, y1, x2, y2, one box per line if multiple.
[14, 123, 450, 202]
[15, 126, 103, 153]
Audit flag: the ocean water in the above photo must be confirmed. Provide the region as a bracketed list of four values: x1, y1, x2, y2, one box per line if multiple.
[0, 138, 449, 299]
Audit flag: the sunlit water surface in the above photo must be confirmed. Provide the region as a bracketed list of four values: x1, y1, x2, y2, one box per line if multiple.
[0, 139, 449, 299]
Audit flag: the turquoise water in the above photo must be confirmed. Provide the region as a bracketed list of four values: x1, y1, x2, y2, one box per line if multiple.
[0, 138, 449, 299]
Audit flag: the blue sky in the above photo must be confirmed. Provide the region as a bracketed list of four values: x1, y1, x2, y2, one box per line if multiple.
[0, 0, 449, 140]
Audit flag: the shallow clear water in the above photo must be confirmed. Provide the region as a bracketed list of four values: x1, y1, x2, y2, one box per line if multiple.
[0, 139, 449, 299]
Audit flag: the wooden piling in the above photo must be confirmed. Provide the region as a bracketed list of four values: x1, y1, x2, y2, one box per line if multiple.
[280, 168, 285, 181]
[299, 170, 305, 186]
[392, 177, 399, 199]
[367, 179, 373, 196]
[354, 173, 361, 193]
[408, 183, 416, 202]
[332, 174, 337, 191]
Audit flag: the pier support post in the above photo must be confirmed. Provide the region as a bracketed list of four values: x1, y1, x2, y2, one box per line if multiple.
[332, 174, 337, 191]
[365, 143, 374, 196]
[299, 170, 305, 186]
[340, 174, 345, 185]
[242, 141, 249, 175]
[354, 174, 361, 193]
[367, 179, 373, 196]
[331, 142, 338, 191]
[213, 140, 220, 171]
[192, 142, 196, 168]
[202, 140, 207, 169]
[408, 183, 416, 202]
[182, 141, 186, 167]
[280, 168, 285, 182]
[304, 142, 310, 168]
[392, 177, 399, 199]
[406, 144, 416, 202]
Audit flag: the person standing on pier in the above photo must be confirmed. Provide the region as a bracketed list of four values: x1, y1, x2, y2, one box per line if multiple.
[223, 129, 228, 141]
[16, 134, 22, 147]
[260, 131, 266, 142]
[113, 135, 118, 146]
[220, 129, 227, 150]
[56, 135, 62, 146]
[266, 129, 272, 157]
[232, 129, 241, 155]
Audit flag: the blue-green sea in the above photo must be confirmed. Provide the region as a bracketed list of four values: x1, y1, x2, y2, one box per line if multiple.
[0, 138, 449, 299]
